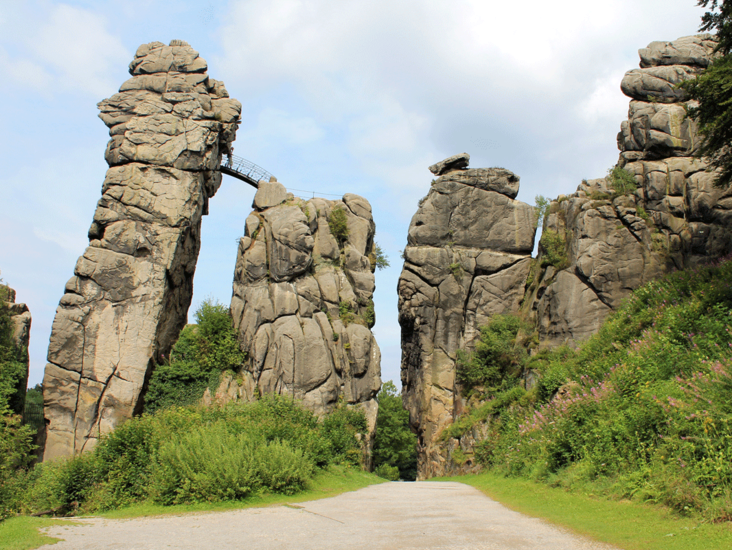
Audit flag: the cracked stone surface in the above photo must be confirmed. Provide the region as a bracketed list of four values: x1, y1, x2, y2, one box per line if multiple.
[226, 186, 381, 456]
[524, 34, 732, 349]
[398, 159, 536, 479]
[42, 41, 241, 460]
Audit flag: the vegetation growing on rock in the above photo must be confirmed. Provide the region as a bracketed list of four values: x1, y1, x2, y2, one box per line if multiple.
[144, 300, 245, 414]
[445, 256, 732, 520]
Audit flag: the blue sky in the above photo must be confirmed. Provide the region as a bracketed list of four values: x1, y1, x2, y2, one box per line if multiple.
[0, 0, 706, 390]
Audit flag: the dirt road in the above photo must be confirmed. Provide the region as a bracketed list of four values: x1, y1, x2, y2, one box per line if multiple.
[40, 481, 618, 549]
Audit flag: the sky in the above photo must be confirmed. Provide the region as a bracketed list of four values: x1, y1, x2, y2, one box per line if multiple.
[0, 0, 708, 391]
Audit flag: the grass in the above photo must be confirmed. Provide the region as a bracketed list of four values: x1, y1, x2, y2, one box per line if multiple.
[0, 466, 384, 550]
[436, 471, 732, 550]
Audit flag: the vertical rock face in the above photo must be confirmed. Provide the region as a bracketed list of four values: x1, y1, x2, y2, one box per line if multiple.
[523, 34, 732, 348]
[398, 157, 537, 478]
[1, 286, 31, 414]
[42, 41, 241, 460]
[230, 182, 382, 443]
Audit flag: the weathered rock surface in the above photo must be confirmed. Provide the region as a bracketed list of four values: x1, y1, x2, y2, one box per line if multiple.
[404, 35, 732, 480]
[398, 157, 536, 478]
[42, 41, 241, 460]
[524, 34, 732, 348]
[229, 184, 381, 452]
[1, 285, 31, 414]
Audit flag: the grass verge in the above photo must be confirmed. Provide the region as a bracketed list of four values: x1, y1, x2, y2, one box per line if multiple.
[1, 466, 383, 550]
[436, 472, 732, 550]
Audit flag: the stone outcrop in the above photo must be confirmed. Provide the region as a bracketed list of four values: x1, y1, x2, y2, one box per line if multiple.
[229, 183, 382, 447]
[398, 159, 536, 478]
[42, 41, 241, 460]
[402, 34, 732, 480]
[1, 285, 31, 414]
[524, 34, 732, 348]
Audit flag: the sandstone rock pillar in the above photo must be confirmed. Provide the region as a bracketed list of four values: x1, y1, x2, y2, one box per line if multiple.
[42, 41, 241, 459]
[230, 183, 382, 453]
[398, 155, 536, 478]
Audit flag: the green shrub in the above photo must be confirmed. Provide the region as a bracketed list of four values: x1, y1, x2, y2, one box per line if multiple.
[539, 229, 569, 269]
[608, 166, 638, 195]
[328, 208, 349, 242]
[469, 256, 732, 520]
[144, 299, 245, 413]
[372, 381, 417, 481]
[374, 464, 400, 480]
[456, 315, 527, 392]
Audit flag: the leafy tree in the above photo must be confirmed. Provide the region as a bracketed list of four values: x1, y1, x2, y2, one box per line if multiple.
[372, 381, 417, 481]
[534, 195, 550, 229]
[373, 243, 390, 270]
[681, 1, 732, 186]
[144, 299, 245, 413]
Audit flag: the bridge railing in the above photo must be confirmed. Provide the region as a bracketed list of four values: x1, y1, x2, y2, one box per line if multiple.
[222, 154, 274, 185]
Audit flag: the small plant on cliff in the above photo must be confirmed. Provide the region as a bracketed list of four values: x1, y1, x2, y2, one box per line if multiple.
[534, 195, 550, 229]
[455, 314, 528, 394]
[372, 243, 390, 270]
[539, 229, 569, 270]
[144, 299, 245, 413]
[449, 262, 463, 281]
[328, 207, 349, 243]
[607, 166, 637, 196]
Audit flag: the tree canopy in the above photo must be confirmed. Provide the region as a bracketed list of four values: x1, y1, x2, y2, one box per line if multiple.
[682, 1, 732, 187]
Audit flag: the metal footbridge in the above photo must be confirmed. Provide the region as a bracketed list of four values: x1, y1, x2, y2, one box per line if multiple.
[220, 154, 274, 188]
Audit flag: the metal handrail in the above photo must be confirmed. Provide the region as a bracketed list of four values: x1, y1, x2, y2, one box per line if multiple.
[220, 154, 274, 188]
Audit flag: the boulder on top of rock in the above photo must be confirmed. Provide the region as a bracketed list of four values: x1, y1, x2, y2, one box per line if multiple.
[428, 153, 470, 176]
[254, 180, 288, 210]
[639, 34, 716, 68]
[439, 167, 520, 199]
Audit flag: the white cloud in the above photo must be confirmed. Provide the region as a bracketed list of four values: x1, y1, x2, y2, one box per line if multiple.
[0, 3, 129, 97]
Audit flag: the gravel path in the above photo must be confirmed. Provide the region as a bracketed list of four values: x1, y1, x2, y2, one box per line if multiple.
[40, 481, 619, 549]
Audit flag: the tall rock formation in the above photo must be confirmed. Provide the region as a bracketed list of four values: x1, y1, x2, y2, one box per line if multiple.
[398, 154, 537, 478]
[229, 182, 382, 442]
[1, 285, 31, 415]
[401, 35, 732, 480]
[523, 34, 732, 347]
[42, 41, 241, 460]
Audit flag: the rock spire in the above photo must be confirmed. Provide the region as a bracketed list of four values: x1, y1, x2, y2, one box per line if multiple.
[228, 182, 382, 452]
[42, 41, 241, 459]
[398, 158, 536, 478]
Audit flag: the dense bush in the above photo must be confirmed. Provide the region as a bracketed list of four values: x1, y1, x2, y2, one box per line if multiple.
[144, 299, 245, 413]
[607, 166, 637, 195]
[461, 255, 732, 520]
[3, 395, 367, 516]
[538, 229, 569, 270]
[328, 207, 349, 242]
[456, 315, 527, 393]
[372, 381, 417, 481]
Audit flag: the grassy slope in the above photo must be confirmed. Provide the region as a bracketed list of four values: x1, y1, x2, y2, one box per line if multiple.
[0, 466, 384, 550]
[438, 472, 732, 550]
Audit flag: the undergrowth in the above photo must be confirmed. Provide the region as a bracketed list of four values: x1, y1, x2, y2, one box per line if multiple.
[1, 395, 367, 517]
[449, 255, 732, 521]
